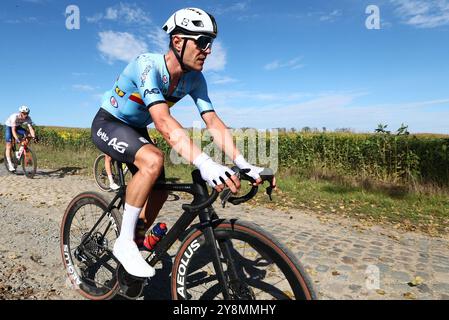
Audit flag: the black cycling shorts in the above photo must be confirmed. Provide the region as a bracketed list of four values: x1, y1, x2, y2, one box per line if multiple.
[91, 108, 165, 179]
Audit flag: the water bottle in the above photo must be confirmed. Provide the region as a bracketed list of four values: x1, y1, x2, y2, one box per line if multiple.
[143, 222, 167, 251]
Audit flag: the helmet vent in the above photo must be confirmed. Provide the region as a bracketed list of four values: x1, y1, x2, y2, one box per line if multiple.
[192, 20, 204, 27]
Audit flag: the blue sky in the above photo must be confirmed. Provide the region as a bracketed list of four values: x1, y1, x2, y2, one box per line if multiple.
[1, 0, 449, 133]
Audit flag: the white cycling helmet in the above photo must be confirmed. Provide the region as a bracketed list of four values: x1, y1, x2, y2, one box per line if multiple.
[19, 105, 30, 114]
[162, 8, 218, 38]
[162, 8, 218, 72]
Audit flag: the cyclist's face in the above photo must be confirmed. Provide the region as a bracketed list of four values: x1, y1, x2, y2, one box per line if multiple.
[20, 112, 28, 119]
[180, 37, 212, 71]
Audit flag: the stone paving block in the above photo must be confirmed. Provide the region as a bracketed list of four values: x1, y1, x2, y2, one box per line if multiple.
[341, 256, 358, 265]
[336, 265, 354, 273]
[433, 266, 449, 273]
[316, 265, 330, 273]
[433, 283, 449, 293]
[389, 271, 412, 283]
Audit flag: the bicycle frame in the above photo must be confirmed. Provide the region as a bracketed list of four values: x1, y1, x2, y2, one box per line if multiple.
[10, 136, 31, 162]
[80, 163, 233, 298]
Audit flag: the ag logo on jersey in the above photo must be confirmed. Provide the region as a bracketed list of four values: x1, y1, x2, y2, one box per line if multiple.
[108, 138, 128, 154]
[144, 88, 161, 98]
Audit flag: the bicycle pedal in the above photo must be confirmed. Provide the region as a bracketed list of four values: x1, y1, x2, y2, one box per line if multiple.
[116, 266, 145, 300]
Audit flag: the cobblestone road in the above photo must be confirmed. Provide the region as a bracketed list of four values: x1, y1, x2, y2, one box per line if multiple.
[1, 164, 448, 300]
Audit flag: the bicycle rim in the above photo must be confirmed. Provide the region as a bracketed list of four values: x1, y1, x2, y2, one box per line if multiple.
[171, 220, 316, 300]
[60, 192, 121, 300]
[93, 154, 111, 192]
[22, 148, 36, 178]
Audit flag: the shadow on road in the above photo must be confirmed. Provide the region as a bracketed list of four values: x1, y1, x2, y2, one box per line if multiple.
[38, 167, 83, 178]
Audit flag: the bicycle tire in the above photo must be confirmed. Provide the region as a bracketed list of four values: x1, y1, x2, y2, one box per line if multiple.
[171, 219, 317, 300]
[60, 192, 122, 300]
[21, 147, 37, 179]
[93, 154, 112, 192]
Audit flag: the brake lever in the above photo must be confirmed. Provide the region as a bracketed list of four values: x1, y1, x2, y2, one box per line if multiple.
[220, 188, 233, 208]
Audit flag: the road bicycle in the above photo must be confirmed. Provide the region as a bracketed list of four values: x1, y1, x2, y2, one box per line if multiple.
[60, 163, 317, 300]
[4, 135, 37, 179]
[93, 153, 129, 192]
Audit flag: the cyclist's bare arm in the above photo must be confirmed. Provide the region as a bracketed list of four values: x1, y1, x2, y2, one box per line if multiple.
[202, 111, 275, 187]
[11, 126, 20, 142]
[27, 124, 36, 139]
[201, 111, 240, 160]
[149, 102, 240, 192]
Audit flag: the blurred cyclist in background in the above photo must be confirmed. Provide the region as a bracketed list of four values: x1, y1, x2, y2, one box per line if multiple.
[4, 106, 38, 172]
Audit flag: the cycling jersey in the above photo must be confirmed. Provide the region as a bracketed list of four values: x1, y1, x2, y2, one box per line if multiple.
[5, 113, 33, 127]
[101, 53, 214, 128]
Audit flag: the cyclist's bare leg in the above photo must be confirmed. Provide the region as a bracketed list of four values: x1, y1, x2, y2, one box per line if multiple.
[104, 154, 119, 189]
[5, 142, 14, 167]
[104, 154, 113, 175]
[126, 144, 164, 207]
[113, 143, 164, 277]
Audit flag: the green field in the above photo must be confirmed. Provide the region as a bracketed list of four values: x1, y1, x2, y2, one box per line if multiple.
[1, 125, 448, 236]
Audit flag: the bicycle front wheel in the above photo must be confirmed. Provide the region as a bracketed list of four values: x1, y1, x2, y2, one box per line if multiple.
[21, 147, 37, 178]
[60, 192, 121, 300]
[171, 219, 317, 300]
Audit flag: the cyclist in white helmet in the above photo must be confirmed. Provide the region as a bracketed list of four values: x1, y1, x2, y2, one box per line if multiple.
[4, 106, 38, 172]
[90, 7, 275, 278]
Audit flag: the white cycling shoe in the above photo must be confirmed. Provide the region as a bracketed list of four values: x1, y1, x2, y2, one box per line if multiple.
[113, 237, 155, 278]
[109, 182, 120, 191]
[7, 163, 15, 172]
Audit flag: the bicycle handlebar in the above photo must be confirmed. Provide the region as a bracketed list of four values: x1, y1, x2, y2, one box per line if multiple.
[182, 189, 219, 212]
[223, 167, 275, 206]
[179, 167, 275, 213]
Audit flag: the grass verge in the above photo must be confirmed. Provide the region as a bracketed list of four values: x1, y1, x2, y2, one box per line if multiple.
[1, 142, 448, 236]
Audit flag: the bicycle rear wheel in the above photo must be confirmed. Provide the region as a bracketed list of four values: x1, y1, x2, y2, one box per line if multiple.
[60, 192, 121, 300]
[21, 147, 37, 178]
[93, 154, 113, 191]
[171, 219, 317, 300]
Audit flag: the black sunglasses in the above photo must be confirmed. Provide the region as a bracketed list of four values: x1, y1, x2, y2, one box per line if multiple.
[179, 34, 214, 51]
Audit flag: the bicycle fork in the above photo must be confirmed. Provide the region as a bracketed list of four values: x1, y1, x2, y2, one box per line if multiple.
[202, 224, 232, 300]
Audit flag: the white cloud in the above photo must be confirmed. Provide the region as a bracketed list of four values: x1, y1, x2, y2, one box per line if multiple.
[147, 28, 168, 54]
[87, 3, 152, 25]
[214, 1, 250, 15]
[264, 57, 304, 71]
[208, 74, 239, 85]
[155, 88, 449, 133]
[72, 84, 95, 92]
[319, 9, 342, 22]
[391, 0, 449, 28]
[212, 95, 449, 132]
[97, 31, 148, 63]
[204, 41, 227, 72]
[72, 72, 90, 77]
[3, 16, 38, 24]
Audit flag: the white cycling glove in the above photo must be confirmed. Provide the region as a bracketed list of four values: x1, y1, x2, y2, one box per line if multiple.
[234, 155, 264, 181]
[194, 153, 235, 188]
